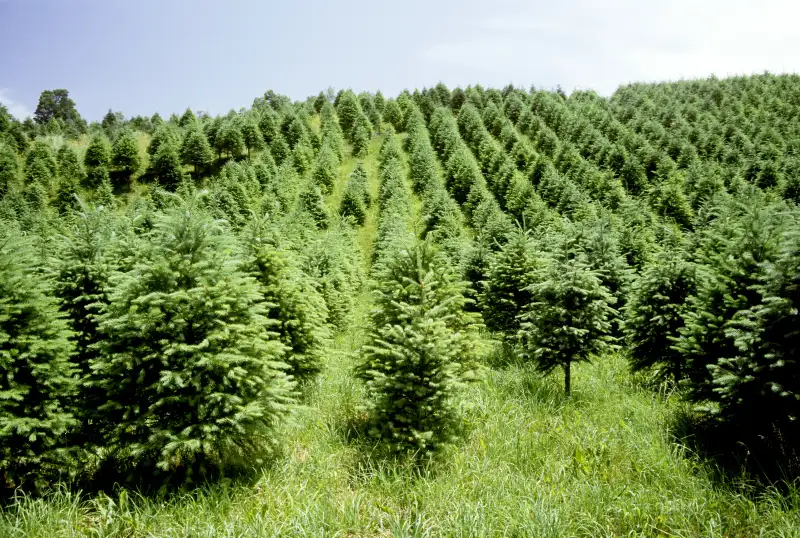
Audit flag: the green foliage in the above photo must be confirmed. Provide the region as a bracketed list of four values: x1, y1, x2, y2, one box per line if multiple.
[216, 120, 246, 159]
[110, 130, 141, 181]
[243, 217, 329, 384]
[299, 184, 329, 229]
[480, 227, 542, 336]
[178, 108, 196, 128]
[180, 126, 214, 174]
[270, 134, 291, 166]
[0, 227, 77, 490]
[84, 134, 111, 171]
[0, 141, 20, 195]
[312, 143, 338, 194]
[34, 89, 85, 134]
[625, 251, 696, 381]
[352, 122, 370, 158]
[241, 118, 265, 158]
[382, 99, 403, 131]
[356, 239, 481, 457]
[146, 125, 181, 157]
[148, 142, 184, 191]
[518, 234, 617, 395]
[90, 202, 294, 481]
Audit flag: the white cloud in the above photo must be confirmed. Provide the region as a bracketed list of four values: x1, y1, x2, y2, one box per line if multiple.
[0, 88, 33, 120]
[422, 0, 800, 94]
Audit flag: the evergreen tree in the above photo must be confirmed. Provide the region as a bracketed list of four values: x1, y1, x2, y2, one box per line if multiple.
[83, 134, 111, 188]
[352, 122, 370, 158]
[147, 125, 181, 156]
[339, 177, 367, 225]
[518, 237, 617, 395]
[299, 184, 329, 229]
[178, 108, 196, 128]
[480, 227, 542, 337]
[91, 201, 294, 481]
[0, 227, 77, 489]
[148, 142, 185, 191]
[180, 127, 214, 175]
[242, 217, 329, 384]
[53, 175, 81, 215]
[56, 145, 84, 186]
[216, 120, 246, 159]
[241, 119, 265, 159]
[0, 141, 20, 195]
[355, 239, 481, 457]
[270, 134, 291, 166]
[312, 143, 338, 194]
[258, 108, 280, 145]
[625, 251, 696, 381]
[383, 99, 403, 132]
[110, 129, 141, 184]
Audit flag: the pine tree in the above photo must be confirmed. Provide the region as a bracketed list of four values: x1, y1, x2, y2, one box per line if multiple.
[0, 141, 20, 196]
[215, 120, 245, 159]
[480, 227, 543, 337]
[147, 125, 181, 156]
[270, 134, 291, 166]
[352, 122, 370, 158]
[51, 206, 113, 444]
[383, 99, 403, 132]
[355, 239, 481, 457]
[242, 217, 329, 384]
[241, 119, 265, 159]
[180, 127, 214, 175]
[84, 134, 111, 188]
[148, 142, 185, 191]
[258, 108, 280, 145]
[0, 227, 77, 490]
[299, 184, 329, 229]
[312, 143, 338, 194]
[178, 108, 196, 128]
[91, 200, 294, 482]
[110, 129, 141, 185]
[624, 251, 696, 381]
[339, 177, 367, 225]
[56, 145, 84, 186]
[518, 236, 617, 395]
[53, 174, 80, 215]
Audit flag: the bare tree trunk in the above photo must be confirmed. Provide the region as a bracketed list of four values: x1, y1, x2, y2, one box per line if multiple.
[564, 362, 571, 396]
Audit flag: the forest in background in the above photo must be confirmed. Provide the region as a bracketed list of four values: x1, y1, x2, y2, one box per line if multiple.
[0, 74, 799, 536]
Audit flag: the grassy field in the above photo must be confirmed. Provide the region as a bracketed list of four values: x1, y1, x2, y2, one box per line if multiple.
[4, 128, 799, 537]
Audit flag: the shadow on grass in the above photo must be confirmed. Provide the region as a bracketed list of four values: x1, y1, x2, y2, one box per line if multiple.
[672, 408, 800, 494]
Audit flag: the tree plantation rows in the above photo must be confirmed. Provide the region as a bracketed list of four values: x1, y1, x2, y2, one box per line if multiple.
[0, 74, 799, 496]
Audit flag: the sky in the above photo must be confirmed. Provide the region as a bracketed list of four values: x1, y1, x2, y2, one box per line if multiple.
[1, 0, 798, 122]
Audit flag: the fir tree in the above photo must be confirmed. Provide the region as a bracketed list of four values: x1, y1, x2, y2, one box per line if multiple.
[312, 143, 338, 194]
[0, 141, 20, 196]
[56, 145, 84, 186]
[83, 134, 111, 188]
[178, 108, 196, 128]
[355, 239, 481, 457]
[0, 227, 77, 490]
[270, 134, 291, 166]
[518, 235, 617, 395]
[148, 142, 185, 191]
[147, 125, 181, 156]
[216, 120, 245, 159]
[339, 177, 367, 225]
[91, 201, 294, 481]
[180, 127, 214, 175]
[299, 184, 329, 229]
[624, 251, 696, 381]
[480, 227, 543, 337]
[242, 217, 329, 384]
[352, 122, 370, 158]
[110, 129, 141, 185]
[241, 118, 265, 159]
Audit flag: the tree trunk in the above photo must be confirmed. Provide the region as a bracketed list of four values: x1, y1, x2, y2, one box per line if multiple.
[564, 362, 571, 396]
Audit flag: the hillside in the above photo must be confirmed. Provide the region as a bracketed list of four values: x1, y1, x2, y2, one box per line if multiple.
[0, 74, 799, 536]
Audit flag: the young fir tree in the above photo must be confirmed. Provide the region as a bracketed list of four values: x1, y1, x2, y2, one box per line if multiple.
[180, 126, 214, 175]
[84, 134, 111, 188]
[215, 120, 246, 159]
[110, 129, 141, 186]
[148, 142, 185, 191]
[624, 250, 696, 382]
[708, 228, 800, 439]
[56, 145, 84, 186]
[178, 108, 196, 128]
[339, 176, 367, 225]
[241, 118, 265, 159]
[51, 205, 113, 443]
[0, 141, 20, 196]
[0, 227, 77, 490]
[355, 239, 482, 457]
[518, 234, 617, 395]
[90, 200, 294, 481]
[270, 133, 291, 166]
[147, 124, 181, 156]
[299, 184, 329, 229]
[242, 217, 329, 384]
[352, 122, 371, 158]
[480, 226, 543, 338]
[312, 143, 338, 194]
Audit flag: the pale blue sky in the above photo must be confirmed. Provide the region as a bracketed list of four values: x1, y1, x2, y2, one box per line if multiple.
[1, 0, 798, 121]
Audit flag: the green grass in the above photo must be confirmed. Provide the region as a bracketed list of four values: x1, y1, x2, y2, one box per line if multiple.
[5, 132, 799, 537]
